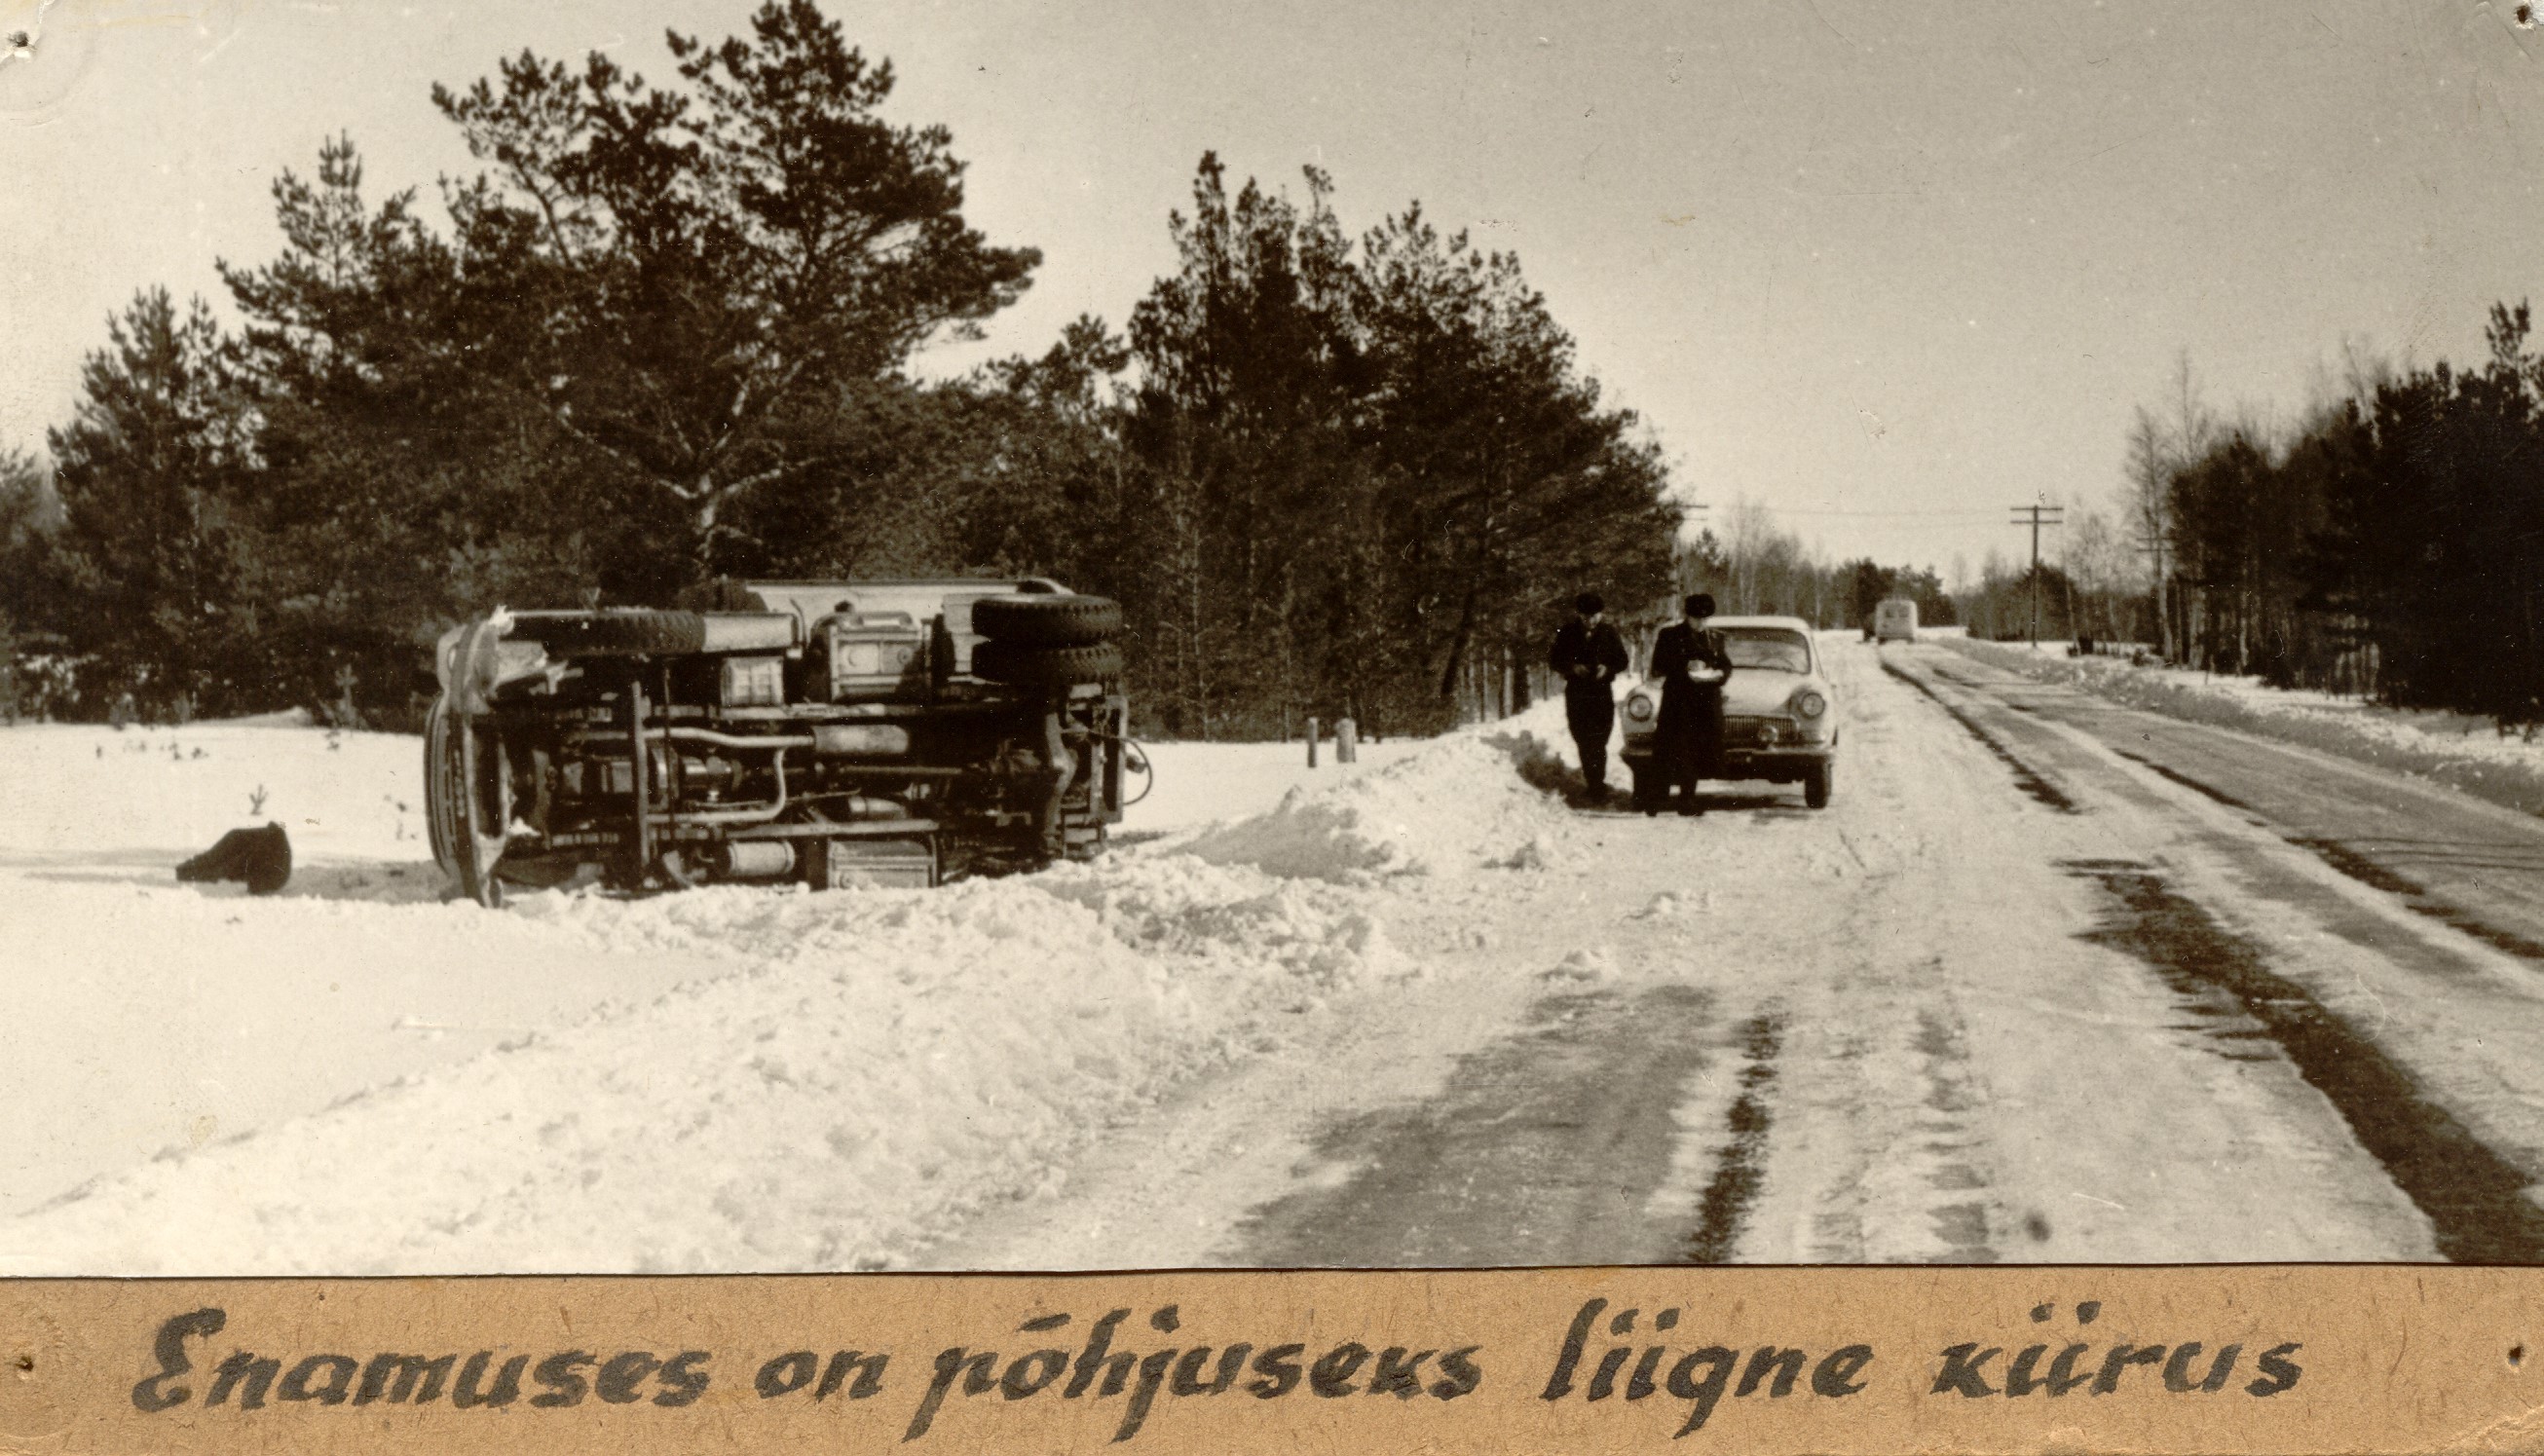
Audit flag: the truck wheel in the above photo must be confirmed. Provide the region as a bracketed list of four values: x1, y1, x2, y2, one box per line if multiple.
[513, 610, 709, 656]
[970, 639, 1124, 689]
[425, 691, 511, 907]
[1804, 762, 1833, 809]
[971, 594, 1122, 646]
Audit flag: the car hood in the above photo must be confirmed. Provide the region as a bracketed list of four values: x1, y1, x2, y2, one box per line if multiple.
[1723, 673, 1825, 716]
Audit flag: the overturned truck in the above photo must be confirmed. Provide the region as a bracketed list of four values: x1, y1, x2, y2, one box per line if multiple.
[424, 579, 1133, 906]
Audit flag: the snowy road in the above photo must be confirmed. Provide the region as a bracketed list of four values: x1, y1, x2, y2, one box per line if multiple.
[937, 638, 2544, 1270]
[10, 637, 2544, 1272]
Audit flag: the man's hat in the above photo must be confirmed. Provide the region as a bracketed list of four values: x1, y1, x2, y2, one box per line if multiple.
[1685, 592, 1717, 618]
[1575, 592, 1604, 616]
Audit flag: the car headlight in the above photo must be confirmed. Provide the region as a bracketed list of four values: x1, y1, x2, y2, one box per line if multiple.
[1793, 691, 1827, 718]
[1625, 692, 1656, 722]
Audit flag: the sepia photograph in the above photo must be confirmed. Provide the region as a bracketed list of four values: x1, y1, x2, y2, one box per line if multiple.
[5, 0, 2544, 1292]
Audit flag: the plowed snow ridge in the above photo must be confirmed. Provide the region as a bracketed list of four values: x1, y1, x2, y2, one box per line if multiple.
[4, 703, 1580, 1274]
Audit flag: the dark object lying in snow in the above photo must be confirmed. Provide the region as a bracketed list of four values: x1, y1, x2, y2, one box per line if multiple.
[176, 824, 292, 896]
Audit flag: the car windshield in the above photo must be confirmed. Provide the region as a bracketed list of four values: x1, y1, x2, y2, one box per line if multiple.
[1719, 628, 1811, 673]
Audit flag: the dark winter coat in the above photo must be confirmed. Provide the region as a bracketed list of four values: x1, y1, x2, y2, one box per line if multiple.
[1549, 618, 1629, 698]
[1648, 619, 1733, 779]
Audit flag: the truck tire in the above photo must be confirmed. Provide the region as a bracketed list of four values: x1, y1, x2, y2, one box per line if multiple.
[514, 610, 709, 656]
[970, 594, 1121, 646]
[425, 692, 510, 906]
[970, 639, 1124, 689]
[424, 697, 459, 877]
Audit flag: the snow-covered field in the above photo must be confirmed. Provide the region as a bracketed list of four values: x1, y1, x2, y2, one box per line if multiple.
[1944, 637, 2544, 815]
[0, 709, 1538, 1271]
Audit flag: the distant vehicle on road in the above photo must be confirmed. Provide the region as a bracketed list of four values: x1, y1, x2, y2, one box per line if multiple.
[1873, 597, 1920, 644]
[1620, 615, 1839, 809]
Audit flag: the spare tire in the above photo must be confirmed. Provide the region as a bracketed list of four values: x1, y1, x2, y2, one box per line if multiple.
[516, 608, 712, 652]
[971, 594, 1121, 647]
[512, 610, 708, 656]
[970, 639, 1124, 690]
[505, 611, 712, 656]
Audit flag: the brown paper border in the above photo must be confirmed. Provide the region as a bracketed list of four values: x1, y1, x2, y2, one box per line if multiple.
[5, 1264, 2540, 1454]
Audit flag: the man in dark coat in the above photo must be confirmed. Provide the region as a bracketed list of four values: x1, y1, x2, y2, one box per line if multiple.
[1646, 592, 1734, 816]
[1550, 592, 1630, 803]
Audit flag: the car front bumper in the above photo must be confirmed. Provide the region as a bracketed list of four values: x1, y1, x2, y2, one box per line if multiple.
[1621, 722, 1833, 782]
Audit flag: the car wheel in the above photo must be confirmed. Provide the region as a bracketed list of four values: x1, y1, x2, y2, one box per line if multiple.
[970, 639, 1125, 689]
[1804, 761, 1833, 809]
[971, 593, 1122, 646]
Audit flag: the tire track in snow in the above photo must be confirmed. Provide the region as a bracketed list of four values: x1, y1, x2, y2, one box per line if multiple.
[1226, 985, 1722, 1267]
[2110, 750, 2544, 963]
[1910, 1008, 2003, 1263]
[1878, 655, 2078, 812]
[2062, 857, 2544, 1263]
[1682, 1007, 1784, 1263]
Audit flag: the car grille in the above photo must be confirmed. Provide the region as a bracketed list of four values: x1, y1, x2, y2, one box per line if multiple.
[1724, 716, 1788, 748]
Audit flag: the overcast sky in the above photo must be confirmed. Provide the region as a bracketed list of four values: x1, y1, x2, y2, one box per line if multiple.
[5, 0, 2540, 574]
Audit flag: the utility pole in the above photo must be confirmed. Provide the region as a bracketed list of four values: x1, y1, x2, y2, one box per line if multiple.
[2009, 502, 2065, 648]
[1674, 502, 1712, 596]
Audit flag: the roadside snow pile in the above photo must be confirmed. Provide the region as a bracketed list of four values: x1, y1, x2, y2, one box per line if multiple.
[2, 835, 1410, 1275]
[1180, 699, 1577, 881]
[1942, 638, 2544, 816]
[1123, 737, 1433, 835]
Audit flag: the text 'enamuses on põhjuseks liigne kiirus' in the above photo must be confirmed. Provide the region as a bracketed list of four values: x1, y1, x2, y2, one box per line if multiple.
[125, 1296, 2303, 1442]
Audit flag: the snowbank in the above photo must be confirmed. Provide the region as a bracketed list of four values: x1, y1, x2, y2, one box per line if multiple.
[1121, 736, 1433, 836]
[1180, 698, 1580, 880]
[4, 858, 1408, 1273]
[1941, 638, 2544, 816]
[2, 703, 1577, 1274]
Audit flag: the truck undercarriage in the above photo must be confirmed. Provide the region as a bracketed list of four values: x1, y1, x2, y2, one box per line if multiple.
[424, 579, 1135, 907]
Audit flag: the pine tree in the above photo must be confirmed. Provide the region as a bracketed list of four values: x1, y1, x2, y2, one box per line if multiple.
[47, 289, 254, 713]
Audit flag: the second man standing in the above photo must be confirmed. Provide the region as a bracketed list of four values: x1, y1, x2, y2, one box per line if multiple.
[1551, 591, 1630, 803]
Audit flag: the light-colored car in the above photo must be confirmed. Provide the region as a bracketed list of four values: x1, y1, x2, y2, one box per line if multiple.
[1874, 597, 1919, 643]
[1619, 615, 1839, 809]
